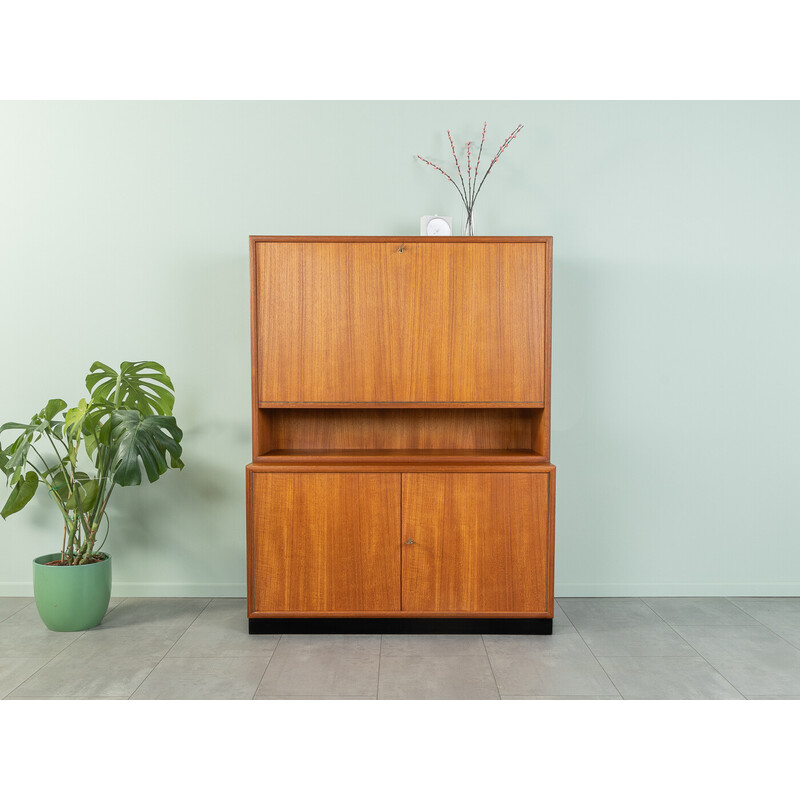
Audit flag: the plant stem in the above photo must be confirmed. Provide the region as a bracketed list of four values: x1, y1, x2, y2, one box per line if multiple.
[28, 444, 50, 474]
[65, 516, 77, 563]
[466, 141, 472, 206]
[447, 130, 470, 208]
[472, 122, 486, 208]
[43, 432, 73, 495]
[45, 430, 69, 461]
[94, 512, 110, 554]
[471, 124, 523, 207]
[91, 485, 114, 537]
[88, 444, 113, 533]
[416, 156, 468, 207]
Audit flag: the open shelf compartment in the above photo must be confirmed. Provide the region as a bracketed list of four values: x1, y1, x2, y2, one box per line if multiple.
[252, 407, 550, 462]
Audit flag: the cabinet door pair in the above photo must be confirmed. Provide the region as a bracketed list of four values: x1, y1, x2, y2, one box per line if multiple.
[250, 472, 552, 614]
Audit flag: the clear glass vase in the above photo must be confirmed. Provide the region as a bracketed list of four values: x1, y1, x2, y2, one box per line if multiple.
[463, 207, 476, 236]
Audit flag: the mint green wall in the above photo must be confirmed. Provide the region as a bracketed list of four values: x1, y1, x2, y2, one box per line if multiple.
[1, 101, 799, 596]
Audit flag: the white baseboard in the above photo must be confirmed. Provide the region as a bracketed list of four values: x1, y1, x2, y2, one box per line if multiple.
[2, 581, 799, 598]
[555, 582, 800, 597]
[0, 582, 247, 598]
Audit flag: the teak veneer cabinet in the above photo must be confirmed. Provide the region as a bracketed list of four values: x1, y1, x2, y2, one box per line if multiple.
[247, 236, 555, 634]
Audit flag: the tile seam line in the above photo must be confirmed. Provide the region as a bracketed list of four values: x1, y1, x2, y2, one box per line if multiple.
[642, 598, 747, 699]
[379, 653, 499, 659]
[555, 598, 624, 700]
[725, 597, 800, 653]
[1, 597, 136, 699]
[1, 599, 36, 624]
[1, 644, 77, 699]
[0, 602, 103, 699]
[0, 598, 34, 624]
[745, 695, 800, 700]
[480, 634, 503, 699]
[259, 693, 377, 699]
[252, 634, 283, 700]
[499, 695, 621, 699]
[128, 598, 212, 699]
[159, 598, 213, 659]
[164, 599, 271, 659]
[375, 635, 383, 700]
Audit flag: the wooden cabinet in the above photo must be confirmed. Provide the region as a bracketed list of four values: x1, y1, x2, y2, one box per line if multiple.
[247, 237, 555, 634]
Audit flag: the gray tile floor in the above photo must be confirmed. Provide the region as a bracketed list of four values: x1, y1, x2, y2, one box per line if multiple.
[2, 596, 800, 699]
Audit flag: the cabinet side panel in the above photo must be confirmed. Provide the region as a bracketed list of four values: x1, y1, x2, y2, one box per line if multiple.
[402, 473, 549, 613]
[250, 237, 266, 460]
[246, 467, 254, 617]
[532, 237, 553, 459]
[252, 472, 401, 612]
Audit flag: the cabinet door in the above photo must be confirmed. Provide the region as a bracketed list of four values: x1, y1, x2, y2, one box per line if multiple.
[254, 241, 547, 403]
[251, 473, 401, 612]
[402, 473, 551, 613]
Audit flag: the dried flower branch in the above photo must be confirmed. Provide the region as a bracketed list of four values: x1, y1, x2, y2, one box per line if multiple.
[471, 123, 523, 208]
[415, 155, 468, 206]
[471, 122, 487, 209]
[466, 140, 472, 204]
[447, 129, 469, 206]
[416, 123, 523, 234]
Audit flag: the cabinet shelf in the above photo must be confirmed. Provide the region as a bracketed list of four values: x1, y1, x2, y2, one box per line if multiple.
[258, 401, 545, 409]
[255, 448, 547, 464]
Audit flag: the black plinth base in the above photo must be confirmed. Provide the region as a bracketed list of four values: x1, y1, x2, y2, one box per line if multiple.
[249, 617, 553, 635]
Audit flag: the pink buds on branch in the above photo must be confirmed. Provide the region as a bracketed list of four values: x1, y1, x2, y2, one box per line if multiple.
[466, 141, 473, 201]
[447, 129, 469, 205]
[417, 123, 524, 223]
[415, 155, 468, 206]
[472, 122, 487, 206]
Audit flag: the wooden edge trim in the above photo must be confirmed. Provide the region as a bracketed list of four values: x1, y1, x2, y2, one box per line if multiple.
[248, 610, 553, 618]
[257, 401, 546, 409]
[249, 236, 259, 461]
[250, 235, 553, 244]
[253, 455, 548, 465]
[548, 467, 556, 616]
[544, 236, 553, 461]
[245, 468, 253, 617]
[245, 461, 555, 474]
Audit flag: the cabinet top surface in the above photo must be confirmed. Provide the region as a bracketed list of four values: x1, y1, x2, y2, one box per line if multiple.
[250, 235, 552, 244]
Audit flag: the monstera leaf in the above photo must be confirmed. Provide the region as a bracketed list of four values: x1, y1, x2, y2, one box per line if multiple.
[50, 469, 100, 512]
[0, 399, 66, 484]
[63, 397, 110, 463]
[1, 471, 38, 519]
[86, 361, 175, 416]
[0, 425, 32, 485]
[63, 398, 90, 439]
[107, 410, 184, 487]
[39, 399, 67, 427]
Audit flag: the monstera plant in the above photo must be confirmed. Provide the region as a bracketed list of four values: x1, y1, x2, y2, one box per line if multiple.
[0, 361, 183, 630]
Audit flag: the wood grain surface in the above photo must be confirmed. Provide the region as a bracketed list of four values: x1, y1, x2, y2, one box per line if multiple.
[401, 473, 551, 613]
[254, 241, 547, 403]
[265, 408, 535, 451]
[251, 472, 401, 612]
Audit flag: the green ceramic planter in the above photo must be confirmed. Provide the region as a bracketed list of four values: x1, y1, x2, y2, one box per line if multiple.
[32, 553, 112, 631]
